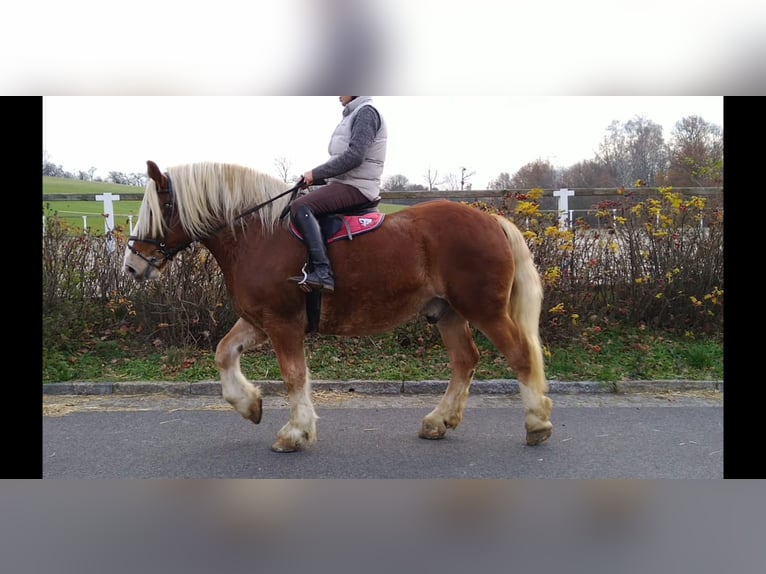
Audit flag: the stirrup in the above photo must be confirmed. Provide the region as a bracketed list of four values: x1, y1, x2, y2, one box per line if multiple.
[289, 263, 313, 293]
[288, 263, 334, 294]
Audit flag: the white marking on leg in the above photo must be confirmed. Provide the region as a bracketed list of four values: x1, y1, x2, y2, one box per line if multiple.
[215, 321, 263, 419]
[221, 367, 261, 418]
[278, 370, 319, 447]
[519, 382, 553, 431]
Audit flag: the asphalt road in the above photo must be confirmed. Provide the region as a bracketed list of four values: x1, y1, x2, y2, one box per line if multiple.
[43, 391, 723, 478]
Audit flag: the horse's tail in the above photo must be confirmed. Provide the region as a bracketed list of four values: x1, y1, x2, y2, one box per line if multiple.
[491, 215, 547, 393]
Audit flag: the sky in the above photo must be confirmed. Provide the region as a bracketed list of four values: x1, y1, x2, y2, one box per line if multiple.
[43, 96, 723, 189]
[7, 2, 766, 95]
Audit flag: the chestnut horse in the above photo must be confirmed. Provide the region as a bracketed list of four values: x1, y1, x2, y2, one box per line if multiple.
[123, 161, 553, 452]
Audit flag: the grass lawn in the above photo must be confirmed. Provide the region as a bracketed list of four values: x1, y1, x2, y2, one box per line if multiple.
[43, 177, 408, 232]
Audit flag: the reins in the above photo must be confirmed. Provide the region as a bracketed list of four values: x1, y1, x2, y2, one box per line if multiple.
[207, 177, 304, 237]
[128, 176, 304, 270]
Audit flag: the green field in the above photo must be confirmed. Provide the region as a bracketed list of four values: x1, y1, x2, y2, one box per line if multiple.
[42, 177, 141, 195]
[42, 177, 406, 233]
[43, 177, 144, 232]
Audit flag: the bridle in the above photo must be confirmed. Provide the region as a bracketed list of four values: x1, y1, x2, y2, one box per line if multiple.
[126, 175, 189, 272]
[127, 173, 304, 272]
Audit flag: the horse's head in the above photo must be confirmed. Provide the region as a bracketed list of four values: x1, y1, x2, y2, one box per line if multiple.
[122, 160, 194, 281]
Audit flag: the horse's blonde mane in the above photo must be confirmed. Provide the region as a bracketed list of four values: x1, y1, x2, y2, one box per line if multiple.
[135, 162, 293, 239]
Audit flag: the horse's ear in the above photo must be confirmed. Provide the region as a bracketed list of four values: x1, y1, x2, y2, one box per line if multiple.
[146, 161, 165, 189]
[147, 160, 161, 178]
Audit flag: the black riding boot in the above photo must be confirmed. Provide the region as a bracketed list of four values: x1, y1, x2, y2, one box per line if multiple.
[289, 206, 335, 293]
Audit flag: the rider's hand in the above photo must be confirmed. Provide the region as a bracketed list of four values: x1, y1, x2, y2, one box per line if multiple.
[302, 171, 315, 188]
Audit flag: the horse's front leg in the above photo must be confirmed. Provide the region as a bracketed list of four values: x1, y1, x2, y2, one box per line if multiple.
[268, 328, 318, 453]
[215, 318, 266, 425]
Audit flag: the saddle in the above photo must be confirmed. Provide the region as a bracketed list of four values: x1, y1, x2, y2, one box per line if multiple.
[286, 199, 386, 334]
[287, 200, 385, 245]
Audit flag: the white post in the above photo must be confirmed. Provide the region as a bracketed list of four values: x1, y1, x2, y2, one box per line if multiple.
[96, 192, 121, 252]
[553, 188, 575, 230]
[95, 193, 121, 234]
[128, 215, 134, 236]
[82, 215, 88, 235]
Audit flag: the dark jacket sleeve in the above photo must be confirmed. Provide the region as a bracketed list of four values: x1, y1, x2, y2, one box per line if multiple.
[311, 106, 381, 182]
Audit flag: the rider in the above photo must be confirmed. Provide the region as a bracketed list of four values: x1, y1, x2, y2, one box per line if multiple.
[288, 96, 388, 293]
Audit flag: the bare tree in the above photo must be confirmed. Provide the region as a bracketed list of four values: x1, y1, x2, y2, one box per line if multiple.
[383, 174, 410, 191]
[488, 172, 513, 190]
[273, 156, 293, 183]
[42, 150, 65, 177]
[511, 159, 558, 189]
[108, 171, 130, 185]
[441, 173, 461, 191]
[423, 168, 441, 191]
[596, 120, 631, 186]
[597, 116, 667, 186]
[128, 173, 148, 187]
[560, 160, 616, 188]
[664, 115, 723, 186]
[43, 163, 67, 177]
[460, 167, 475, 191]
[626, 116, 667, 186]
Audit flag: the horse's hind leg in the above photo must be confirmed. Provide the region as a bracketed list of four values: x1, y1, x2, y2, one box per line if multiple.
[420, 309, 480, 440]
[215, 318, 266, 425]
[477, 316, 553, 446]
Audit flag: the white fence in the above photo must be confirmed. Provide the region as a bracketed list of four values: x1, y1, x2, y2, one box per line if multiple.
[42, 186, 723, 236]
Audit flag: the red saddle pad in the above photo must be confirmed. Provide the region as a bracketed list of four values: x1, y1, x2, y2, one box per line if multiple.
[290, 212, 386, 244]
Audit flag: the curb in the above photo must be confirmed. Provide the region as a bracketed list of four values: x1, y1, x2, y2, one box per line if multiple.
[42, 379, 723, 397]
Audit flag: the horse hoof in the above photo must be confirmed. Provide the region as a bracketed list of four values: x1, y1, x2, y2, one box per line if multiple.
[248, 397, 263, 425]
[271, 438, 300, 453]
[526, 427, 552, 446]
[419, 424, 446, 440]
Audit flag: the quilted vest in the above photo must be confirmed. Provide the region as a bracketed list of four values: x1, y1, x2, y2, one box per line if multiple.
[327, 96, 388, 200]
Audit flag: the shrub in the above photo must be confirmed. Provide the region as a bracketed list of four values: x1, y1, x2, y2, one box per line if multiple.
[42, 188, 723, 377]
[466, 187, 723, 346]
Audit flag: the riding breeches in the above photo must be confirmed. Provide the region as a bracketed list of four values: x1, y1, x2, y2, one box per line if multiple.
[289, 182, 369, 219]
